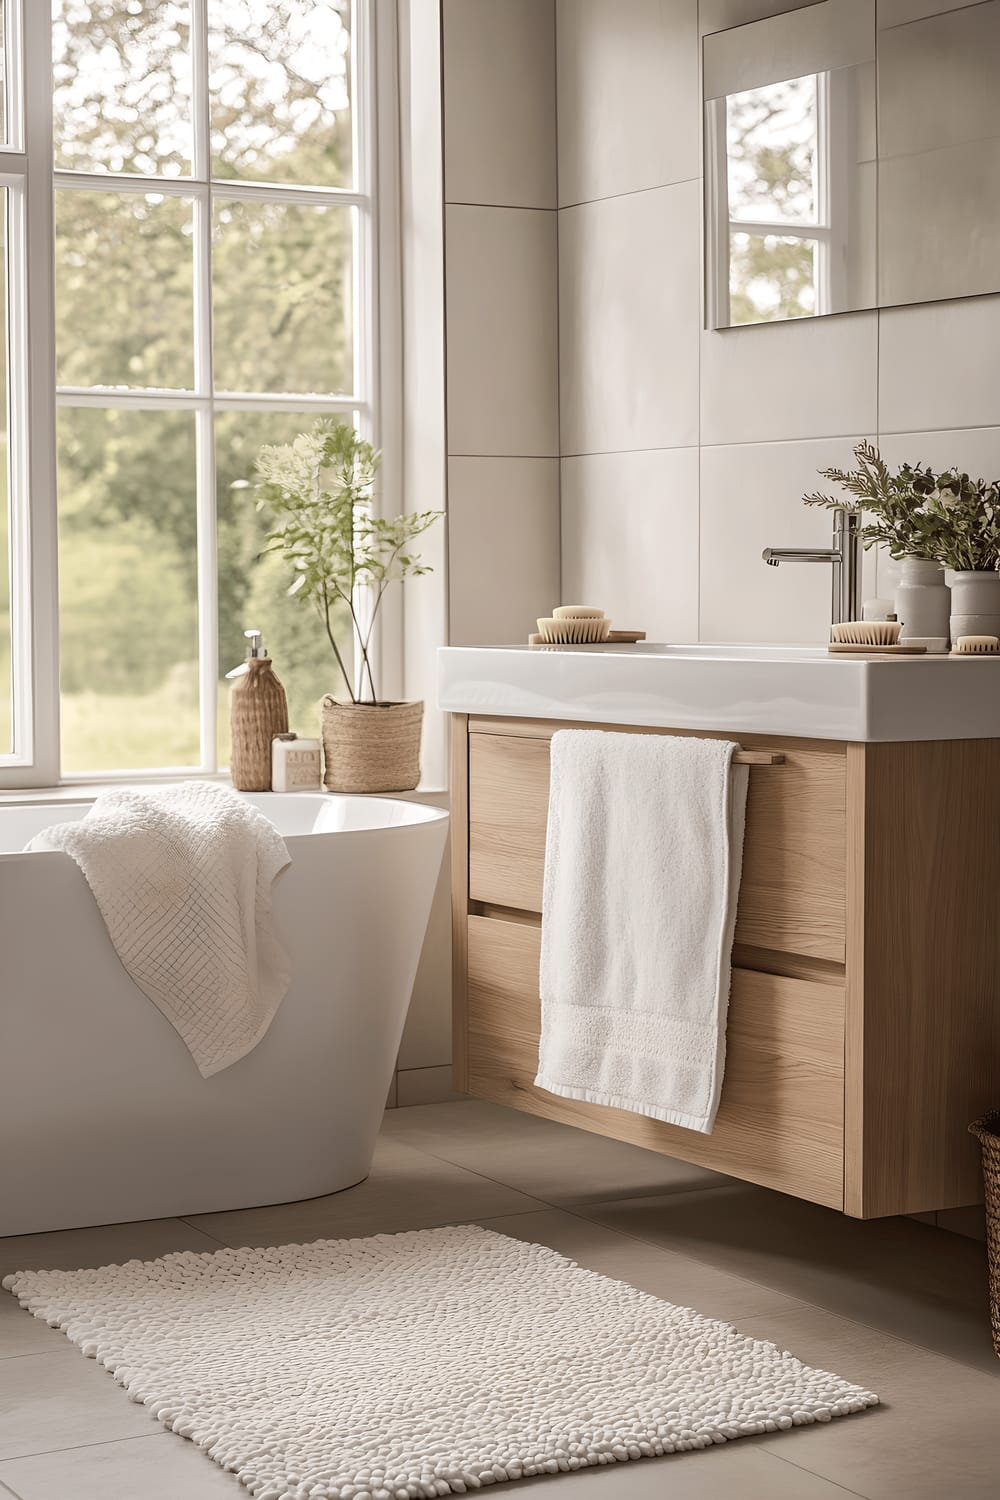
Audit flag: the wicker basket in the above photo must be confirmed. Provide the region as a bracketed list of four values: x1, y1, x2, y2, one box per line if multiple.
[969, 1112, 1000, 1358]
[321, 699, 423, 793]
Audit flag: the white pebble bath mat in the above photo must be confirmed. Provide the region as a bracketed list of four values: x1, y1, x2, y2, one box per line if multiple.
[3, 1224, 877, 1499]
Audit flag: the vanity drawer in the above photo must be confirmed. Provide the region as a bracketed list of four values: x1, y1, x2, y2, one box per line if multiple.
[468, 724, 847, 964]
[466, 914, 846, 1209]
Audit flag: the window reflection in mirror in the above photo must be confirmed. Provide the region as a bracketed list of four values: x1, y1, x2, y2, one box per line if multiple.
[704, 0, 876, 329]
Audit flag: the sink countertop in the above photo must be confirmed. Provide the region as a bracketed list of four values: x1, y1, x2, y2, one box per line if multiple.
[437, 642, 1000, 742]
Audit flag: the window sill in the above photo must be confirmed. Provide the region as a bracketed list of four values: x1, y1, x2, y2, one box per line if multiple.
[0, 775, 448, 808]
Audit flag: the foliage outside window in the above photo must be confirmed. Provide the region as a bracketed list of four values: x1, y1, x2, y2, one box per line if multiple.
[1, 0, 376, 785]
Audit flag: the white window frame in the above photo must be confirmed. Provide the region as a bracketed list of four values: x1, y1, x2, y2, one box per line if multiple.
[1, 0, 389, 790]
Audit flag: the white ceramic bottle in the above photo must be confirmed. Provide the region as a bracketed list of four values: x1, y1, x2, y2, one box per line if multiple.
[894, 559, 951, 649]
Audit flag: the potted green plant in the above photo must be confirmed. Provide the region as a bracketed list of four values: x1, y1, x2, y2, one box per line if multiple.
[803, 441, 1000, 642]
[254, 420, 442, 793]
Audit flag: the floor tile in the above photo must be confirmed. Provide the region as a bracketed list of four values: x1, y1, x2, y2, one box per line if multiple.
[477, 1208, 809, 1324]
[383, 1099, 727, 1204]
[575, 1182, 996, 1374]
[512, 1442, 865, 1496]
[0, 1297, 67, 1361]
[0, 1217, 224, 1280]
[732, 1304, 1000, 1500]
[0, 1433, 243, 1499]
[0, 1354, 157, 1461]
[185, 1135, 544, 1248]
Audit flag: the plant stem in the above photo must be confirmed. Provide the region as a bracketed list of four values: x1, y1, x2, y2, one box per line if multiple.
[320, 585, 356, 704]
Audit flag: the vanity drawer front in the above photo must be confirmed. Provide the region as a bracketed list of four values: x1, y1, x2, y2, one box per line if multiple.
[466, 915, 845, 1209]
[468, 725, 847, 964]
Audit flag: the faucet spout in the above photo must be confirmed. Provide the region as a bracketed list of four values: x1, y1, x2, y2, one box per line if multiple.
[762, 511, 861, 627]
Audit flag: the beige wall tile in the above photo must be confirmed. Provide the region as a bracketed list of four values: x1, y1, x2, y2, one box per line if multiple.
[879, 139, 1000, 307]
[397, 837, 454, 1070]
[701, 313, 878, 447]
[878, 297, 1000, 436]
[877, 427, 1000, 480]
[559, 182, 701, 455]
[561, 448, 699, 643]
[394, 1066, 467, 1108]
[700, 0, 823, 33]
[556, 0, 699, 207]
[447, 456, 560, 646]
[446, 205, 559, 458]
[443, 0, 556, 210]
[700, 437, 877, 643]
[936, 1205, 987, 1241]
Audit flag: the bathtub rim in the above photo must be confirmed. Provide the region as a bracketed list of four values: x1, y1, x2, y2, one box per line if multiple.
[0, 791, 449, 857]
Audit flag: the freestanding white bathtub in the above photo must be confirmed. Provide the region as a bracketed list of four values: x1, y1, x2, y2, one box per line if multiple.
[0, 792, 448, 1235]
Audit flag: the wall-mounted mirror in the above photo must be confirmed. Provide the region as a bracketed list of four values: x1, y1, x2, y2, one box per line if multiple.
[704, 0, 1000, 328]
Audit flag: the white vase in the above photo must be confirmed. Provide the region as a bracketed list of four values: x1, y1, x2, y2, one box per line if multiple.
[949, 570, 1000, 644]
[894, 559, 950, 644]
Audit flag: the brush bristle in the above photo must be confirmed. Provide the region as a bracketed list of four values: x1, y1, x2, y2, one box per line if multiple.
[952, 635, 1000, 654]
[536, 615, 611, 643]
[830, 620, 902, 647]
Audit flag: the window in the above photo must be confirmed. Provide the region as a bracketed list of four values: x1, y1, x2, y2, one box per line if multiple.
[1, 0, 379, 788]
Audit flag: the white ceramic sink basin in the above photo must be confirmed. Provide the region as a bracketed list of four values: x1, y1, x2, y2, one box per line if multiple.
[437, 642, 1000, 742]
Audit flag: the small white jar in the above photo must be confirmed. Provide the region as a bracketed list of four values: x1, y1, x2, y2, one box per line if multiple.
[271, 733, 322, 793]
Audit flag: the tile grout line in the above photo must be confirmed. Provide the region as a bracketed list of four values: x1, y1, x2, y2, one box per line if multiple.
[764, 1445, 875, 1500]
[0, 1431, 166, 1467]
[555, 1199, 999, 1380]
[174, 1220, 234, 1247]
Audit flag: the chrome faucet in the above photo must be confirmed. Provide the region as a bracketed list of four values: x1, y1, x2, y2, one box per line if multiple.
[762, 509, 861, 627]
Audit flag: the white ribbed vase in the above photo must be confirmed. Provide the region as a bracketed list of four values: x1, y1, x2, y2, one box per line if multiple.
[949, 570, 1000, 644]
[894, 558, 950, 643]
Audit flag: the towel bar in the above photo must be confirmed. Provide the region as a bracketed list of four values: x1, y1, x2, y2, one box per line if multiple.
[733, 749, 784, 765]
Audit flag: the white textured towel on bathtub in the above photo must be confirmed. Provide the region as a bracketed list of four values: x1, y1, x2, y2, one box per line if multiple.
[26, 783, 292, 1077]
[535, 731, 749, 1134]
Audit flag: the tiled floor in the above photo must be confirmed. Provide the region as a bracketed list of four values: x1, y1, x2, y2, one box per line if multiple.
[0, 1099, 996, 1499]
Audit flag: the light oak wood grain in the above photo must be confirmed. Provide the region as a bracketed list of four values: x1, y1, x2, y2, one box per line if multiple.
[467, 916, 845, 1209]
[844, 739, 1000, 1217]
[453, 713, 1000, 1218]
[468, 724, 847, 963]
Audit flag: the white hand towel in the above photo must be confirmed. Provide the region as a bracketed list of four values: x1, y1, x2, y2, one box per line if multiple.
[535, 731, 749, 1134]
[27, 783, 292, 1077]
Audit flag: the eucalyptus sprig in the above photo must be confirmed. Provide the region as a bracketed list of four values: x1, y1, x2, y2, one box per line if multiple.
[255, 420, 442, 704]
[802, 440, 1000, 572]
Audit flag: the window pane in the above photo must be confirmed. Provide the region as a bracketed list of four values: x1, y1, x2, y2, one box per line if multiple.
[209, 0, 352, 188]
[727, 75, 818, 226]
[729, 231, 818, 324]
[58, 407, 200, 772]
[0, 0, 7, 147]
[53, 0, 193, 177]
[1, 188, 11, 754]
[215, 411, 354, 764]
[55, 190, 195, 390]
[212, 200, 353, 394]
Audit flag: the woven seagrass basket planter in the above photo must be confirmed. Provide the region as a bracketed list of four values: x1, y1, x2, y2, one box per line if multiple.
[969, 1111, 1000, 1359]
[321, 698, 423, 793]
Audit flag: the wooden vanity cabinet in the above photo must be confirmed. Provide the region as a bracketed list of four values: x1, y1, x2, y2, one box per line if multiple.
[450, 714, 1000, 1218]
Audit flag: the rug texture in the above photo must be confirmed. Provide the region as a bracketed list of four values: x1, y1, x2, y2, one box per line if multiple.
[3, 1224, 878, 1500]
